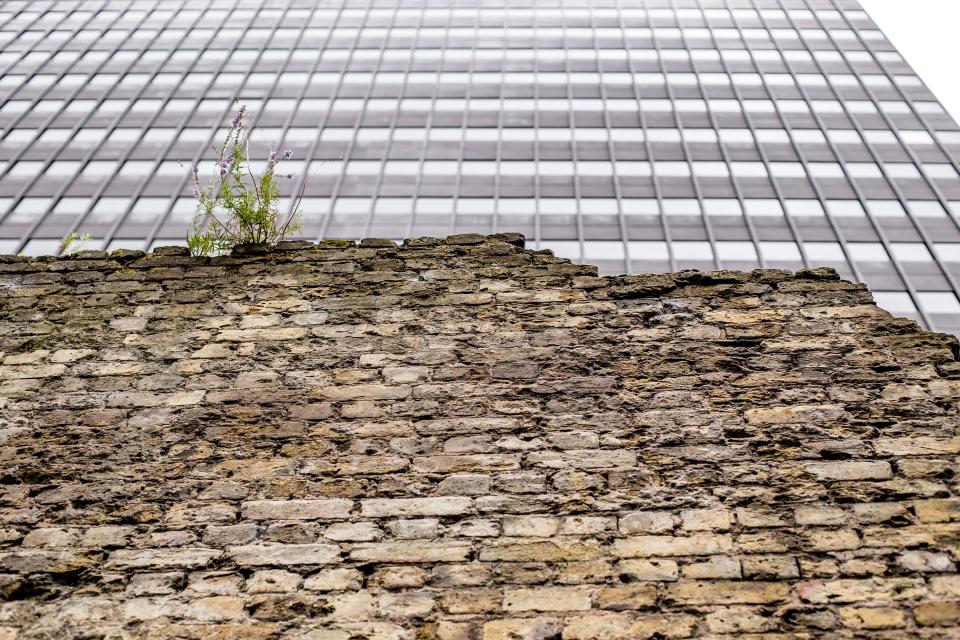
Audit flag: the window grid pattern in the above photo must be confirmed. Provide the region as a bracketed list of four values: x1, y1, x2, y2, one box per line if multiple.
[1, 0, 960, 334]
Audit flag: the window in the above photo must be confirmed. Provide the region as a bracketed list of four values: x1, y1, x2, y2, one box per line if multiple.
[885, 164, 922, 179]
[890, 243, 933, 262]
[9, 198, 54, 223]
[8, 161, 43, 177]
[719, 130, 754, 145]
[581, 199, 619, 215]
[925, 164, 959, 179]
[716, 241, 758, 261]
[730, 162, 768, 178]
[672, 241, 713, 261]
[745, 200, 784, 217]
[622, 200, 661, 216]
[90, 198, 130, 222]
[628, 241, 669, 260]
[770, 163, 807, 179]
[827, 201, 867, 217]
[655, 162, 691, 178]
[45, 161, 80, 177]
[848, 243, 889, 261]
[873, 292, 918, 315]
[918, 292, 960, 314]
[867, 201, 907, 217]
[846, 163, 883, 179]
[934, 244, 960, 262]
[662, 200, 700, 216]
[900, 131, 934, 145]
[808, 163, 845, 179]
[908, 201, 948, 218]
[703, 200, 743, 216]
[863, 131, 898, 145]
[804, 242, 845, 262]
[786, 200, 826, 217]
[793, 130, 827, 145]
[129, 198, 171, 222]
[583, 241, 625, 261]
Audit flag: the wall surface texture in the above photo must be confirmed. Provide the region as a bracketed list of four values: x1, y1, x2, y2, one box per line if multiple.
[1, 234, 959, 640]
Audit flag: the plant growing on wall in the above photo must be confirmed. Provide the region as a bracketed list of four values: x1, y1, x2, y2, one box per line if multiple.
[59, 231, 93, 256]
[187, 101, 304, 256]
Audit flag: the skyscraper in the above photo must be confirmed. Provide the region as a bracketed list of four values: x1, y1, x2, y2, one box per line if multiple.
[1, 0, 959, 335]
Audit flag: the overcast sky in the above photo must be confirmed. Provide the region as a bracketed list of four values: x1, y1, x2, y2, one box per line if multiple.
[859, 0, 960, 125]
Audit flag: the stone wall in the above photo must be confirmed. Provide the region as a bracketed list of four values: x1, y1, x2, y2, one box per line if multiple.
[1, 234, 959, 639]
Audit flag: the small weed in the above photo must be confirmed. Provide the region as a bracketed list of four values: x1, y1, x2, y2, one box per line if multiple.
[187, 100, 304, 256]
[59, 232, 93, 256]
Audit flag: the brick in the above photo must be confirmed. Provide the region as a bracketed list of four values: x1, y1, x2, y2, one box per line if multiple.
[794, 505, 846, 526]
[411, 455, 521, 473]
[618, 559, 679, 582]
[526, 450, 637, 470]
[680, 508, 732, 531]
[502, 516, 559, 537]
[619, 511, 675, 534]
[915, 499, 960, 523]
[665, 581, 789, 605]
[915, 602, 960, 626]
[303, 568, 362, 592]
[482, 619, 561, 640]
[744, 404, 844, 425]
[313, 383, 411, 400]
[742, 556, 799, 579]
[502, 586, 593, 612]
[241, 499, 353, 521]
[349, 542, 471, 563]
[562, 614, 698, 639]
[227, 544, 340, 566]
[479, 540, 602, 562]
[379, 591, 435, 618]
[874, 436, 960, 456]
[441, 589, 503, 614]
[217, 327, 306, 341]
[682, 556, 742, 579]
[804, 461, 892, 480]
[800, 529, 860, 551]
[612, 534, 733, 558]
[795, 578, 927, 604]
[595, 585, 658, 610]
[106, 548, 222, 569]
[360, 497, 472, 518]
[246, 570, 302, 593]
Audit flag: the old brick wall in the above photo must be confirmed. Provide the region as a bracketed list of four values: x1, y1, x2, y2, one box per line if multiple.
[1, 234, 959, 639]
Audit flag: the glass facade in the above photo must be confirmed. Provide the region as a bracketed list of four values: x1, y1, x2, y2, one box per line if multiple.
[1, 0, 959, 335]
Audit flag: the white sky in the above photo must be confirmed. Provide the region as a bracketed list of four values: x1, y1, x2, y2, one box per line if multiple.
[858, 0, 960, 125]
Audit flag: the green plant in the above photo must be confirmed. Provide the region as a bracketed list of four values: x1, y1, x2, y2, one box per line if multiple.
[59, 231, 93, 255]
[187, 101, 304, 256]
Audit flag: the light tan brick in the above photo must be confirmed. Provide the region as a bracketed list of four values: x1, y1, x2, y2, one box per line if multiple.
[502, 586, 593, 612]
[666, 581, 789, 605]
[612, 534, 733, 558]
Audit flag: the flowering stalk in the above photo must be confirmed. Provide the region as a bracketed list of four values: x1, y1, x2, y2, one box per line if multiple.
[188, 100, 304, 256]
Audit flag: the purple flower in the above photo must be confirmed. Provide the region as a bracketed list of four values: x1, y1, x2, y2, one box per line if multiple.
[192, 165, 199, 178]
[269, 151, 278, 162]
[219, 163, 229, 176]
[287, 174, 293, 180]
[231, 105, 246, 127]
[282, 149, 293, 160]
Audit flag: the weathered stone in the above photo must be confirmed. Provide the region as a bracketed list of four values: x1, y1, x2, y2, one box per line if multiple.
[227, 544, 341, 566]
[502, 586, 593, 612]
[241, 499, 353, 521]
[611, 534, 733, 558]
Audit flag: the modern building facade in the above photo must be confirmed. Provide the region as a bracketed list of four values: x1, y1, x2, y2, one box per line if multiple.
[0, 0, 959, 334]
